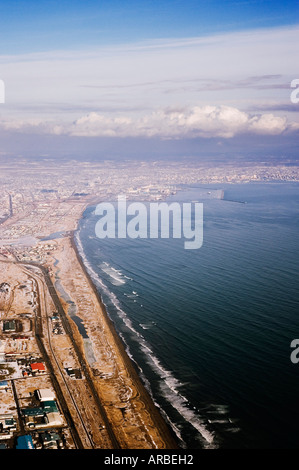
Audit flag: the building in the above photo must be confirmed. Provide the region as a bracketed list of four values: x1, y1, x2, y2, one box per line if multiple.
[35, 388, 55, 402]
[0, 414, 17, 433]
[21, 407, 45, 429]
[45, 412, 63, 427]
[42, 401, 59, 413]
[3, 417, 16, 431]
[16, 434, 34, 449]
[21, 408, 44, 417]
[30, 362, 46, 374]
[40, 431, 62, 449]
[2, 320, 16, 333]
[0, 380, 8, 390]
[66, 367, 82, 379]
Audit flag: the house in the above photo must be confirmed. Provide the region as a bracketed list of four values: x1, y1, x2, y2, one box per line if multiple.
[30, 362, 46, 374]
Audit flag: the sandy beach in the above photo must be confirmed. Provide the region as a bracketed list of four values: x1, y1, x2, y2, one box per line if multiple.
[0, 186, 178, 449]
[45, 228, 178, 449]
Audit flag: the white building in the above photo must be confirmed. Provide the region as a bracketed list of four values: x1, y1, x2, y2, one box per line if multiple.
[46, 412, 63, 427]
[36, 388, 56, 402]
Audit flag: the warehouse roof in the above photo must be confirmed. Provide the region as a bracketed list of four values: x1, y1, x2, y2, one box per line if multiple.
[36, 388, 55, 401]
[16, 435, 34, 449]
[42, 400, 58, 412]
[30, 362, 46, 371]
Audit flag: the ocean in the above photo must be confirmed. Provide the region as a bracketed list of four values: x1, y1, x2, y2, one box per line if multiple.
[75, 182, 299, 449]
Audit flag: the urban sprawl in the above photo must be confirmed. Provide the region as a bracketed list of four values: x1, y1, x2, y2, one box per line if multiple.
[0, 158, 298, 449]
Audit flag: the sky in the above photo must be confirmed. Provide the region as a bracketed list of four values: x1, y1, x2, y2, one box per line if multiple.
[0, 0, 298, 161]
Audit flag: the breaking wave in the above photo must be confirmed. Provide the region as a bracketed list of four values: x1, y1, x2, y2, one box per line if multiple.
[74, 230, 216, 448]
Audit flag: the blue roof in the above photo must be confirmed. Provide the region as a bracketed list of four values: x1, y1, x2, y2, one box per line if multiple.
[21, 407, 44, 416]
[0, 380, 8, 387]
[42, 400, 58, 411]
[16, 435, 34, 449]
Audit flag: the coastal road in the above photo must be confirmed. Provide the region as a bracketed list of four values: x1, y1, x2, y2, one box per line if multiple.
[22, 260, 121, 449]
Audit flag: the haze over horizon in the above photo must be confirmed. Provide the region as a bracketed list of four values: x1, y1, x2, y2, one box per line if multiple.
[0, 1, 298, 163]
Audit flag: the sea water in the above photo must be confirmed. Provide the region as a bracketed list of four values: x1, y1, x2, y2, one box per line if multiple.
[76, 182, 299, 449]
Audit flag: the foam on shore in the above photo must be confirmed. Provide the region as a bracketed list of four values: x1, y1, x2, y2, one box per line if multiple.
[74, 230, 216, 448]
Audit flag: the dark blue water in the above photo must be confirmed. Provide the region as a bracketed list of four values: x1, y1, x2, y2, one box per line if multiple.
[76, 182, 299, 449]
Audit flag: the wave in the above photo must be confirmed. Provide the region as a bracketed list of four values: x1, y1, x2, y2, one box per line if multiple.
[75, 230, 217, 448]
[99, 262, 127, 286]
[75, 233, 219, 447]
[139, 322, 155, 330]
[138, 342, 216, 447]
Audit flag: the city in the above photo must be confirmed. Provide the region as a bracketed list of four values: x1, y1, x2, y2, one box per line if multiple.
[0, 157, 298, 449]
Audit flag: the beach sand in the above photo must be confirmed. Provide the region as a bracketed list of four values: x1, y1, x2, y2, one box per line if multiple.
[46, 232, 178, 449]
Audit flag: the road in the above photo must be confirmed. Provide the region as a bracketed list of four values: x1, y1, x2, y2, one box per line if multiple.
[20, 264, 85, 448]
[21, 260, 120, 449]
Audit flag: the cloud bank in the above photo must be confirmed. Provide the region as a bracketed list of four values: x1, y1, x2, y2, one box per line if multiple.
[65, 106, 293, 138]
[0, 25, 298, 122]
[0, 25, 298, 148]
[1, 105, 298, 140]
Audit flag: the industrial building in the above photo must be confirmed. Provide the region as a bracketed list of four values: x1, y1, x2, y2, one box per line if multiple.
[16, 434, 34, 449]
[35, 388, 55, 402]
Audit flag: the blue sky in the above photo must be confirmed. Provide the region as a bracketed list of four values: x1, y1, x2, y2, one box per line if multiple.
[1, 0, 298, 53]
[0, 1, 298, 160]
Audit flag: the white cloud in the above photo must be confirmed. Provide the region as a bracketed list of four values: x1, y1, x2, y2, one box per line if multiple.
[0, 24, 298, 146]
[1, 118, 46, 131]
[0, 105, 295, 139]
[248, 113, 288, 135]
[0, 25, 298, 123]
[66, 106, 292, 138]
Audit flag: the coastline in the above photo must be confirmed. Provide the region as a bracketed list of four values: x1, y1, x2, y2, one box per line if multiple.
[39, 195, 179, 449]
[71, 201, 217, 449]
[0, 188, 180, 449]
[69, 230, 179, 449]
[1, 149, 298, 451]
